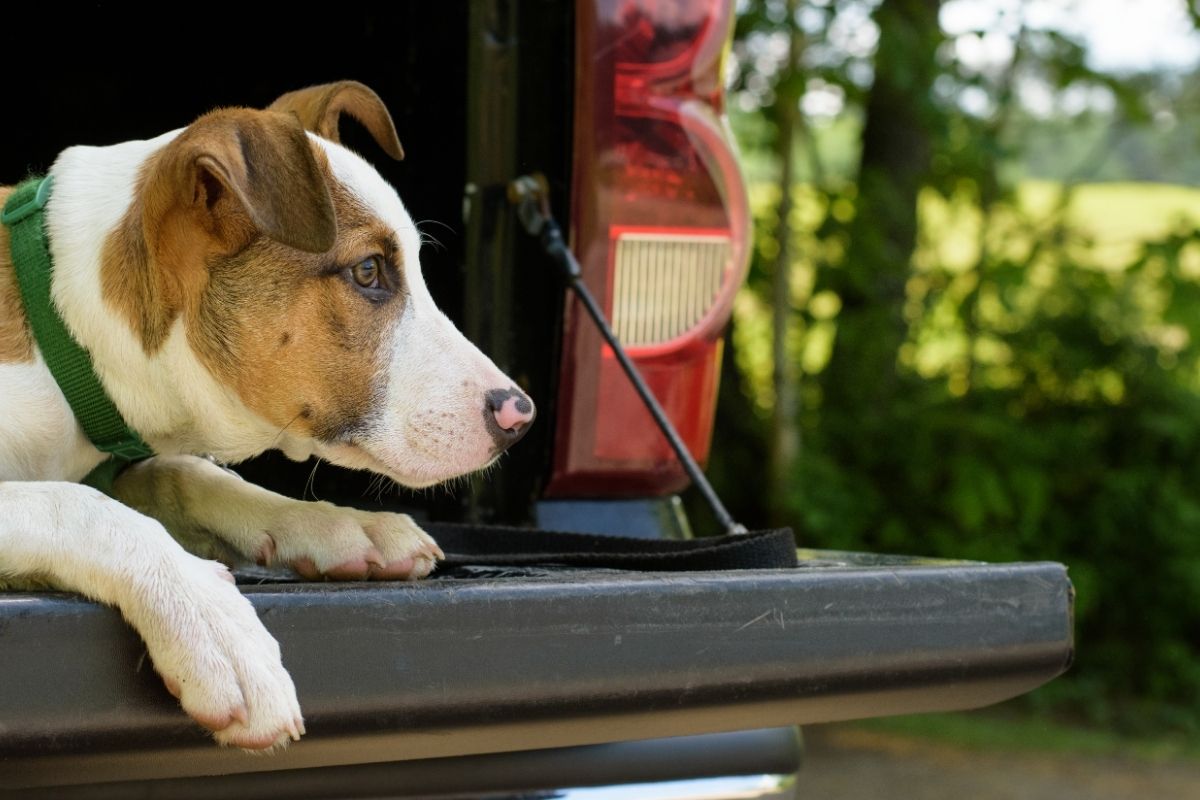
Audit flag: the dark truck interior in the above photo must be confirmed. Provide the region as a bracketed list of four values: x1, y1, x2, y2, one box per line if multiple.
[0, 4, 1073, 797]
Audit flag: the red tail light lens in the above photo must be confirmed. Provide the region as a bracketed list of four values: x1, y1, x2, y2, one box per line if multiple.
[546, 0, 750, 497]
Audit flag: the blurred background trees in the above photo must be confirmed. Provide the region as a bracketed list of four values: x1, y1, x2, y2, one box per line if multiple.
[706, 0, 1200, 734]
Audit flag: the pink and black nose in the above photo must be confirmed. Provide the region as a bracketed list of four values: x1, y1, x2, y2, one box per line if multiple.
[485, 388, 536, 451]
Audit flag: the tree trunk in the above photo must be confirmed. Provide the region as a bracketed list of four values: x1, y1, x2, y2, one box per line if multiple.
[821, 0, 944, 438]
[768, 0, 803, 522]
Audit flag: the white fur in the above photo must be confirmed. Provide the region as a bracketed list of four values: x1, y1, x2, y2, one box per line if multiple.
[0, 358, 104, 481]
[115, 455, 442, 578]
[36, 132, 526, 479]
[318, 140, 522, 487]
[0, 112, 531, 750]
[0, 481, 303, 750]
[48, 135, 303, 464]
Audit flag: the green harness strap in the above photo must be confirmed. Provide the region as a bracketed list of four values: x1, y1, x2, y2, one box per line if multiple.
[3, 176, 153, 490]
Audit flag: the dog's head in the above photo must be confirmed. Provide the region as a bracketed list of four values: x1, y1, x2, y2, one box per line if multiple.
[104, 82, 533, 487]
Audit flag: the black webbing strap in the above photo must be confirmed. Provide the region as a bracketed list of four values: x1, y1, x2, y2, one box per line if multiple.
[426, 523, 798, 571]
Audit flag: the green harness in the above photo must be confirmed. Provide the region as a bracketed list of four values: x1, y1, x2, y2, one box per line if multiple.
[3, 175, 153, 490]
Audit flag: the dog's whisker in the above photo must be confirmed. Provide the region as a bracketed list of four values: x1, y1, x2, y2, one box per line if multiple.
[415, 218, 453, 252]
[416, 218, 454, 235]
[269, 411, 305, 452]
[364, 473, 391, 504]
[304, 459, 322, 502]
[376, 476, 401, 503]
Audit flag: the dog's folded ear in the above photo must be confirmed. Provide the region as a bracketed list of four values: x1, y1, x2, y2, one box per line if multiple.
[268, 81, 405, 161]
[158, 109, 338, 254]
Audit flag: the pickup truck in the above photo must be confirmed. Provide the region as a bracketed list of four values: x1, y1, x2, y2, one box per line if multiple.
[0, 2, 1074, 797]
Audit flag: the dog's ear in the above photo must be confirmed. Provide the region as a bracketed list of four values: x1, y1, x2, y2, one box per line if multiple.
[268, 81, 405, 161]
[157, 109, 337, 254]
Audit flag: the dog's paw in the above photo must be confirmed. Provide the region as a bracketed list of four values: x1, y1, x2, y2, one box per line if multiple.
[263, 502, 443, 581]
[143, 557, 304, 751]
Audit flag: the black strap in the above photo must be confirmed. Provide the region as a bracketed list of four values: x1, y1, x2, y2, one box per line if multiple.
[425, 523, 797, 571]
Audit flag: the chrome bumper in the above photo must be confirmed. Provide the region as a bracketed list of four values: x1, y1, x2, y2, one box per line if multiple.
[556, 774, 794, 799]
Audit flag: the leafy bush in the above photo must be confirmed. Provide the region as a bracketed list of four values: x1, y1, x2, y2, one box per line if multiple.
[708, 182, 1200, 732]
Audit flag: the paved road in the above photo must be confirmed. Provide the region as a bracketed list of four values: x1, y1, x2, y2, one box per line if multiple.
[798, 724, 1200, 800]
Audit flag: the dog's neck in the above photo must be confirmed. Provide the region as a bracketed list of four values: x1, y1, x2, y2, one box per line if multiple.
[44, 134, 316, 465]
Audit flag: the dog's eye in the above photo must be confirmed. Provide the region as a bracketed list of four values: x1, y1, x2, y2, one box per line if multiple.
[351, 257, 382, 289]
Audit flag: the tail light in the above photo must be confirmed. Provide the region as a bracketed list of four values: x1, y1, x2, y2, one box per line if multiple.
[546, 0, 751, 497]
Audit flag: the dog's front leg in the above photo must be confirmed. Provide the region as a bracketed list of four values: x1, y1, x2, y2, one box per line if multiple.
[0, 481, 304, 749]
[112, 455, 443, 580]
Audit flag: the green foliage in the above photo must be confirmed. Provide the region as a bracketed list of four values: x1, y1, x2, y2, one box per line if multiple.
[722, 179, 1200, 732]
[720, 0, 1200, 733]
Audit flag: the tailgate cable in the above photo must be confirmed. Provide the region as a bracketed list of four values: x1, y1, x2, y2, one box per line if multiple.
[508, 174, 747, 536]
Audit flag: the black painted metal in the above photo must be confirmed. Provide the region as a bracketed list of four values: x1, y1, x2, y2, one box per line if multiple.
[461, 0, 574, 526]
[3, 728, 801, 800]
[536, 497, 694, 539]
[0, 561, 1072, 788]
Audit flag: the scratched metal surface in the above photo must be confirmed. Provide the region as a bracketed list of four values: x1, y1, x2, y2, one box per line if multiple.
[0, 562, 1072, 788]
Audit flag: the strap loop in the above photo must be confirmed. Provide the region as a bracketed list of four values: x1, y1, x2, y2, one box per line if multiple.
[1, 176, 53, 225]
[428, 523, 798, 571]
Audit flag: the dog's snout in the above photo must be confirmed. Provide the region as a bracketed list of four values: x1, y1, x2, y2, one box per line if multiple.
[484, 388, 535, 450]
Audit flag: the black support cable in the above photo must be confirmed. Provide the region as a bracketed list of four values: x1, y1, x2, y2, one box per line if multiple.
[508, 175, 747, 536]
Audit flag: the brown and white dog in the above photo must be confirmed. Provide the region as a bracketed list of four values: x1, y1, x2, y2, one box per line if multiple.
[0, 82, 534, 750]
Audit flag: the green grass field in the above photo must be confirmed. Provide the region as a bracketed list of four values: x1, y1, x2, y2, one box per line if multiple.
[854, 710, 1200, 763]
[737, 179, 1200, 407]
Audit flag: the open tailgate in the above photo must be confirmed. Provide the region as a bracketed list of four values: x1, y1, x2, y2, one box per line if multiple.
[0, 554, 1073, 788]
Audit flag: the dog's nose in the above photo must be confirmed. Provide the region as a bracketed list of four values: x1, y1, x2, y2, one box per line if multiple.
[485, 388, 535, 451]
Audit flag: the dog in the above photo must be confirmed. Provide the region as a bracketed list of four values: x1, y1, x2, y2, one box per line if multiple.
[0, 81, 534, 750]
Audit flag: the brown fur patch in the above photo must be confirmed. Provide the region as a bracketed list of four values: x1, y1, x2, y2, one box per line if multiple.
[102, 108, 336, 354]
[269, 81, 405, 161]
[101, 109, 406, 441]
[101, 171, 179, 353]
[0, 186, 35, 363]
[190, 166, 406, 441]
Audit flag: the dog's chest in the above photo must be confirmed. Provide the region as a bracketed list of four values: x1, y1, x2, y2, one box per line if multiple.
[0, 357, 105, 481]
